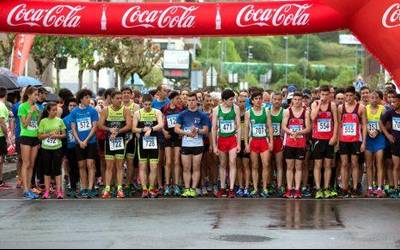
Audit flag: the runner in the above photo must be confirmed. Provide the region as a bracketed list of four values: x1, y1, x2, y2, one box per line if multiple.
[380, 93, 400, 198]
[211, 89, 241, 198]
[121, 86, 140, 196]
[0, 87, 9, 187]
[99, 90, 132, 199]
[365, 90, 385, 198]
[70, 89, 99, 199]
[18, 87, 41, 199]
[244, 90, 274, 198]
[12, 87, 26, 189]
[282, 92, 311, 199]
[311, 85, 339, 199]
[270, 92, 286, 197]
[175, 92, 209, 198]
[132, 94, 164, 198]
[38, 103, 66, 199]
[235, 94, 251, 197]
[383, 89, 396, 194]
[63, 98, 79, 198]
[338, 86, 367, 198]
[162, 91, 184, 197]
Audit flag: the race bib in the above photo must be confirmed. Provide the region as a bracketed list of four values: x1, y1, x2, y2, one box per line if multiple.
[252, 124, 267, 137]
[343, 122, 356, 136]
[67, 131, 75, 144]
[43, 138, 58, 147]
[166, 114, 179, 129]
[220, 120, 235, 134]
[272, 123, 281, 136]
[182, 128, 203, 147]
[317, 119, 332, 133]
[367, 121, 379, 132]
[143, 136, 158, 150]
[28, 120, 38, 131]
[109, 137, 125, 151]
[289, 125, 303, 138]
[77, 117, 92, 132]
[393, 117, 400, 132]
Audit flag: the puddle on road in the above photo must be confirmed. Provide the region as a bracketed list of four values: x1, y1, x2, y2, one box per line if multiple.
[216, 234, 272, 243]
[266, 201, 345, 230]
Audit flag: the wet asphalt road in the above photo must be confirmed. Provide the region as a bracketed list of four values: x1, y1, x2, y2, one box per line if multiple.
[0, 185, 400, 249]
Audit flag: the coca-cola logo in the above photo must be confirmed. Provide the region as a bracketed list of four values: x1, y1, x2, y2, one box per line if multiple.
[122, 6, 198, 29]
[383, 3, 400, 28]
[7, 4, 84, 28]
[236, 4, 311, 28]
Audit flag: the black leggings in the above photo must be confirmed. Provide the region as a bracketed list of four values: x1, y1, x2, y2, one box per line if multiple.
[31, 148, 44, 186]
[67, 148, 80, 190]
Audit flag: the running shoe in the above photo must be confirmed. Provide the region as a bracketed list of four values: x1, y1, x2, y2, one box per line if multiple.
[24, 190, 40, 200]
[236, 188, 244, 197]
[294, 190, 302, 199]
[350, 189, 359, 198]
[88, 189, 98, 199]
[190, 189, 197, 198]
[142, 189, 150, 198]
[16, 178, 22, 189]
[149, 189, 159, 198]
[260, 189, 270, 198]
[301, 187, 312, 198]
[133, 182, 142, 192]
[375, 189, 385, 198]
[66, 189, 77, 198]
[32, 186, 43, 195]
[117, 190, 125, 199]
[79, 189, 88, 199]
[42, 190, 50, 199]
[284, 190, 293, 199]
[173, 185, 182, 197]
[164, 185, 172, 197]
[315, 189, 324, 199]
[277, 187, 285, 198]
[384, 185, 391, 195]
[215, 189, 226, 198]
[181, 188, 190, 198]
[330, 189, 338, 198]
[228, 189, 235, 199]
[367, 189, 375, 198]
[243, 188, 250, 198]
[323, 189, 332, 199]
[213, 185, 219, 196]
[102, 191, 111, 199]
[195, 188, 202, 197]
[202, 187, 208, 196]
[250, 190, 259, 198]
[57, 191, 64, 200]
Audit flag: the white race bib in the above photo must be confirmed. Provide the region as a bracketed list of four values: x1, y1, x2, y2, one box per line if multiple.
[143, 136, 158, 150]
[166, 114, 179, 129]
[367, 121, 379, 132]
[109, 137, 125, 151]
[289, 125, 303, 138]
[77, 117, 92, 132]
[343, 122, 356, 136]
[182, 128, 204, 148]
[252, 124, 267, 137]
[67, 131, 75, 144]
[317, 119, 332, 133]
[272, 123, 281, 136]
[393, 117, 400, 132]
[28, 120, 38, 131]
[43, 138, 58, 147]
[220, 120, 235, 134]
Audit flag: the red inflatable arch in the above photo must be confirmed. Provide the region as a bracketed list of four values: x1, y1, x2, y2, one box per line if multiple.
[0, 0, 399, 86]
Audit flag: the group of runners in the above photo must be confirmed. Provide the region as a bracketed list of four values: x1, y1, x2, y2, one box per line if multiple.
[1, 81, 400, 200]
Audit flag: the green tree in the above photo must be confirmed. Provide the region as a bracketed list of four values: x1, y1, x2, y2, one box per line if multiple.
[143, 67, 164, 88]
[0, 34, 16, 68]
[332, 68, 355, 87]
[298, 35, 322, 61]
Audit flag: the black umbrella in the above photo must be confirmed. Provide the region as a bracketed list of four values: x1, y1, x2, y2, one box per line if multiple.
[0, 74, 19, 91]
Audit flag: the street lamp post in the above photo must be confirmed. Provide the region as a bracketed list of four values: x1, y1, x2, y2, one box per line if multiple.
[284, 36, 288, 85]
[247, 45, 253, 75]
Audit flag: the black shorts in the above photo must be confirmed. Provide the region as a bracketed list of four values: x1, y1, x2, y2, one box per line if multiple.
[138, 137, 159, 164]
[238, 141, 250, 159]
[105, 137, 126, 160]
[19, 136, 40, 147]
[163, 136, 181, 148]
[284, 146, 306, 160]
[181, 147, 204, 156]
[75, 143, 98, 162]
[391, 143, 400, 157]
[0, 137, 7, 156]
[126, 138, 136, 159]
[311, 139, 334, 160]
[339, 142, 361, 156]
[41, 148, 63, 177]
